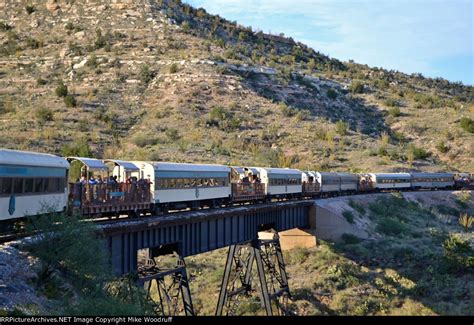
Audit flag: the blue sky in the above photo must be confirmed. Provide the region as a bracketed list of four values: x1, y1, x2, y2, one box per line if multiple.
[183, 0, 473, 85]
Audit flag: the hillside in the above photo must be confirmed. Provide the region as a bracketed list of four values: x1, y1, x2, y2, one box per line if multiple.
[0, 0, 473, 172]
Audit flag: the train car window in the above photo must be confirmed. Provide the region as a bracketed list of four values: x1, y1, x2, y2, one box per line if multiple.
[34, 178, 43, 193]
[1, 178, 12, 195]
[43, 178, 50, 192]
[59, 178, 65, 191]
[24, 178, 34, 193]
[13, 178, 24, 194]
[49, 178, 60, 193]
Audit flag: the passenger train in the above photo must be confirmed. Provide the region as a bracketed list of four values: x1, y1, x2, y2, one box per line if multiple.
[0, 149, 472, 224]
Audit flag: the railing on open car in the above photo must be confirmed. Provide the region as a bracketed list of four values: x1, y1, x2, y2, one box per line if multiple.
[303, 183, 320, 194]
[231, 183, 266, 200]
[69, 182, 151, 208]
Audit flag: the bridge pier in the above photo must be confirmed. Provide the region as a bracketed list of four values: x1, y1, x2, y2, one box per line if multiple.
[216, 230, 291, 316]
[137, 244, 195, 316]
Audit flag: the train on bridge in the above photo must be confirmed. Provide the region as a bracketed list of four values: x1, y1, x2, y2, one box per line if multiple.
[0, 148, 472, 224]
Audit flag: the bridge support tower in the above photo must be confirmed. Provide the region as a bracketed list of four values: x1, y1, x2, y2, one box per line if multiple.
[216, 230, 292, 316]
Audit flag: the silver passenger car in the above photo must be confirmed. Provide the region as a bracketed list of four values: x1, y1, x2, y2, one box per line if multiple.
[410, 172, 454, 189]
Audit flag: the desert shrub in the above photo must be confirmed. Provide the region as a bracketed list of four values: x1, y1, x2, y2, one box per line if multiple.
[288, 247, 309, 264]
[348, 199, 365, 215]
[86, 54, 98, 68]
[279, 102, 293, 117]
[342, 210, 355, 224]
[335, 120, 349, 136]
[0, 21, 13, 31]
[132, 134, 157, 147]
[64, 95, 77, 108]
[349, 80, 364, 94]
[327, 88, 337, 99]
[458, 214, 473, 231]
[165, 128, 180, 141]
[384, 98, 398, 107]
[25, 212, 152, 315]
[436, 140, 449, 153]
[55, 82, 68, 97]
[25, 5, 36, 14]
[169, 63, 179, 74]
[459, 117, 474, 133]
[442, 234, 474, 273]
[35, 107, 54, 122]
[341, 233, 362, 245]
[139, 64, 155, 84]
[406, 144, 430, 160]
[36, 78, 47, 86]
[376, 217, 407, 236]
[26, 37, 41, 49]
[388, 106, 401, 117]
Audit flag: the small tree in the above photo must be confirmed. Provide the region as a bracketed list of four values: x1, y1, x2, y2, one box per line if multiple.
[335, 120, 349, 136]
[64, 95, 77, 108]
[349, 81, 364, 94]
[36, 107, 54, 123]
[169, 63, 179, 74]
[55, 82, 68, 97]
[327, 88, 337, 100]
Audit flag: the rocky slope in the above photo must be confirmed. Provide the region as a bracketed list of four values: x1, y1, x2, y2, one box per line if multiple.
[0, 0, 473, 172]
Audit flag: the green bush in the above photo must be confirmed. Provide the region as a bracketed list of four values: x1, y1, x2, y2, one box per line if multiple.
[436, 140, 449, 153]
[388, 106, 401, 117]
[55, 82, 68, 97]
[442, 234, 474, 273]
[327, 88, 337, 99]
[341, 233, 362, 245]
[376, 218, 407, 236]
[384, 98, 398, 107]
[279, 102, 293, 117]
[139, 64, 155, 84]
[0, 21, 13, 31]
[25, 5, 35, 14]
[165, 128, 180, 141]
[349, 199, 366, 215]
[349, 81, 364, 94]
[169, 63, 179, 74]
[35, 107, 54, 122]
[132, 134, 157, 147]
[406, 144, 430, 160]
[25, 212, 153, 315]
[335, 120, 349, 136]
[342, 210, 355, 224]
[64, 95, 77, 108]
[459, 117, 474, 133]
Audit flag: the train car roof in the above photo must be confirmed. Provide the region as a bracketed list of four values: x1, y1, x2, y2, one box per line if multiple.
[139, 162, 231, 173]
[337, 172, 358, 178]
[104, 159, 139, 171]
[410, 172, 454, 178]
[254, 167, 302, 176]
[315, 172, 341, 178]
[67, 157, 108, 171]
[0, 149, 69, 168]
[369, 173, 411, 179]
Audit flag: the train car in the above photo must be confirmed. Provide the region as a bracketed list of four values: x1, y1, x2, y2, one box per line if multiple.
[410, 172, 454, 190]
[369, 173, 411, 190]
[133, 161, 231, 211]
[302, 171, 321, 197]
[338, 173, 359, 193]
[454, 173, 473, 189]
[253, 167, 302, 198]
[315, 172, 341, 194]
[230, 167, 266, 202]
[67, 157, 151, 216]
[0, 149, 69, 221]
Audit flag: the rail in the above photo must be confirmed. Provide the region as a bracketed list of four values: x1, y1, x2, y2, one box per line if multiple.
[231, 183, 266, 201]
[69, 182, 151, 208]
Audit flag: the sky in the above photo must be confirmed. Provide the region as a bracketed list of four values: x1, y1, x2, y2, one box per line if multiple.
[183, 0, 473, 85]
